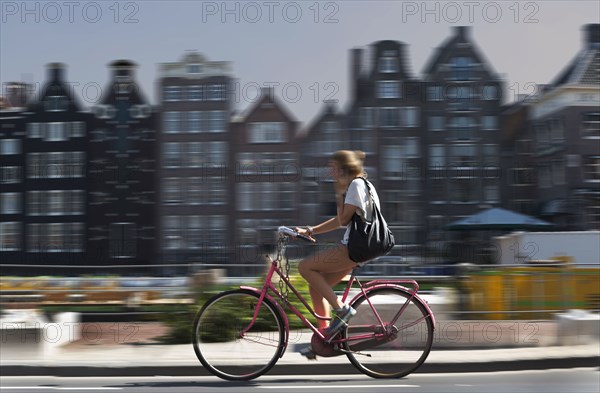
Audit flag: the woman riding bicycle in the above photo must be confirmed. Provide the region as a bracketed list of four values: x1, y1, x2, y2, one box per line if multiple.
[296, 150, 382, 358]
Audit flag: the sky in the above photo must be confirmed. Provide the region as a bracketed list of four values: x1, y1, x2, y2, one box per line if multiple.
[1, 0, 599, 124]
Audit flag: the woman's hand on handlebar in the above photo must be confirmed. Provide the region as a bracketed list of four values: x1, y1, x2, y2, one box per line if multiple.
[294, 227, 316, 242]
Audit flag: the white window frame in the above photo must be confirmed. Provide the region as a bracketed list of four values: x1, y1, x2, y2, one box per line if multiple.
[248, 122, 286, 143]
[189, 85, 203, 101]
[164, 86, 182, 102]
[0, 222, 21, 251]
[402, 107, 419, 127]
[376, 80, 401, 99]
[1, 193, 21, 214]
[379, 57, 398, 73]
[428, 116, 444, 131]
[0, 139, 21, 155]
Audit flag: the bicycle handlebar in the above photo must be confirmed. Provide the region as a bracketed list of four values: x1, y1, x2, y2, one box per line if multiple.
[278, 226, 317, 243]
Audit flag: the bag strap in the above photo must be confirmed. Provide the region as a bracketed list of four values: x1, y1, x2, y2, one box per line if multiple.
[355, 176, 375, 205]
[355, 176, 380, 217]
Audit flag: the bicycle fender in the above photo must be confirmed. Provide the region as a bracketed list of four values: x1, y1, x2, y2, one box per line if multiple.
[349, 284, 437, 330]
[240, 286, 290, 356]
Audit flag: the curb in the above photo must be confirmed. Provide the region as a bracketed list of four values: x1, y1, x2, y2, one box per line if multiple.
[2, 356, 598, 377]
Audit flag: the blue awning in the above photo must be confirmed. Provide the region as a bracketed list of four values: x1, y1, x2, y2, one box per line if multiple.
[446, 207, 554, 231]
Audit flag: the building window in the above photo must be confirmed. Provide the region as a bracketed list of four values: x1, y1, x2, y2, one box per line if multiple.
[185, 141, 228, 167]
[429, 145, 445, 168]
[381, 139, 419, 179]
[163, 216, 183, 250]
[382, 146, 404, 179]
[1, 166, 22, 184]
[163, 143, 182, 168]
[450, 179, 478, 203]
[237, 152, 297, 175]
[0, 139, 21, 155]
[380, 107, 400, 128]
[249, 122, 286, 143]
[449, 57, 474, 81]
[428, 116, 444, 131]
[208, 84, 226, 101]
[187, 142, 203, 168]
[581, 112, 600, 138]
[427, 85, 443, 101]
[163, 112, 182, 133]
[376, 81, 400, 99]
[26, 152, 84, 179]
[585, 204, 600, 230]
[482, 145, 499, 167]
[237, 182, 295, 211]
[46, 223, 65, 252]
[188, 111, 203, 133]
[511, 168, 535, 186]
[187, 64, 202, 74]
[1, 193, 21, 214]
[0, 222, 21, 251]
[185, 178, 227, 205]
[71, 122, 85, 138]
[27, 123, 42, 138]
[583, 156, 600, 182]
[449, 145, 477, 167]
[48, 191, 64, 215]
[379, 57, 398, 73]
[447, 85, 475, 110]
[27, 190, 84, 216]
[481, 116, 498, 130]
[45, 122, 68, 141]
[209, 111, 226, 132]
[208, 141, 228, 165]
[189, 85, 203, 101]
[449, 117, 476, 140]
[359, 107, 374, 128]
[483, 184, 499, 203]
[164, 86, 182, 101]
[164, 178, 184, 204]
[402, 107, 419, 127]
[482, 84, 499, 100]
[44, 96, 68, 111]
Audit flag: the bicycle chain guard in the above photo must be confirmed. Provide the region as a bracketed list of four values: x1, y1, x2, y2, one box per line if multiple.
[311, 328, 342, 357]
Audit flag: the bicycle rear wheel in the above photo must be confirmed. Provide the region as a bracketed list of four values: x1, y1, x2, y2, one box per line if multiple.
[192, 289, 285, 381]
[343, 287, 434, 378]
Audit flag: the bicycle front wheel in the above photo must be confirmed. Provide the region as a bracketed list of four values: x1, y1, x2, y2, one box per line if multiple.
[192, 289, 286, 381]
[343, 287, 434, 378]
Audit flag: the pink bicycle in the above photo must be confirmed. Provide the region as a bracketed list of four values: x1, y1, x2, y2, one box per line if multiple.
[192, 226, 435, 381]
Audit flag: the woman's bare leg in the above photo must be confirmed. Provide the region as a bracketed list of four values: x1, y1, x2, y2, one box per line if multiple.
[298, 245, 356, 328]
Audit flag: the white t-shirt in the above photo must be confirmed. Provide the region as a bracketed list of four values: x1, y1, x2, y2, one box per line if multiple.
[341, 178, 381, 245]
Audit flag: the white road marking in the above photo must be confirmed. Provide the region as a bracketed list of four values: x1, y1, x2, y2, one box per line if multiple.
[258, 385, 419, 389]
[2, 386, 123, 390]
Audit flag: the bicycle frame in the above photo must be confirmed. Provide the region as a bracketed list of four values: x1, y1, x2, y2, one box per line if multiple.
[239, 237, 436, 356]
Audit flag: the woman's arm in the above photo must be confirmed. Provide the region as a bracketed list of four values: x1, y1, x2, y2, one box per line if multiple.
[336, 193, 358, 227]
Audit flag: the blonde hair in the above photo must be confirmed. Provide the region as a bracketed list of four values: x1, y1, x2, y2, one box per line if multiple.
[332, 150, 367, 178]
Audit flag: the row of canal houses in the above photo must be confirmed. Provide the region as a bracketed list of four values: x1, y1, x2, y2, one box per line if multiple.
[1, 25, 599, 275]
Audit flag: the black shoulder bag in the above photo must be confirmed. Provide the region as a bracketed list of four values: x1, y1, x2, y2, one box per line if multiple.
[347, 177, 395, 263]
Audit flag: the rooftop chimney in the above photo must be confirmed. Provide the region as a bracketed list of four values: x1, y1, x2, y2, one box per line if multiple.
[46, 62, 66, 82]
[350, 48, 363, 98]
[109, 59, 137, 81]
[584, 23, 600, 48]
[453, 26, 471, 41]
